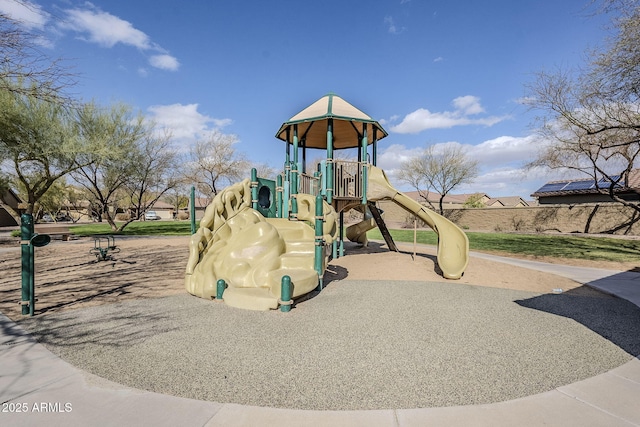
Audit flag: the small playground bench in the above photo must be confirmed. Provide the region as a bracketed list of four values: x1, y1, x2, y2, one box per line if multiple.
[34, 226, 72, 241]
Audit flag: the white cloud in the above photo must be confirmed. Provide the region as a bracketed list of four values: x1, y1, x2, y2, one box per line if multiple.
[58, 4, 178, 71]
[452, 95, 485, 115]
[0, 0, 49, 30]
[149, 54, 180, 71]
[61, 7, 151, 49]
[147, 103, 232, 141]
[389, 96, 509, 134]
[384, 15, 405, 34]
[467, 135, 541, 167]
[376, 143, 424, 183]
[379, 134, 568, 197]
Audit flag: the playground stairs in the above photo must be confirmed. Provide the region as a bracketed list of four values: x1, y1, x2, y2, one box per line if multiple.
[368, 202, 398, 252]
[223, 219, 320, 311]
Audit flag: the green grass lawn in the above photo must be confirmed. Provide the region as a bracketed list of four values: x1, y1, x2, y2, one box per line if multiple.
[367, 229, 640, 264]
[63, 221, 640, 264]
[69, 220, 197, 236]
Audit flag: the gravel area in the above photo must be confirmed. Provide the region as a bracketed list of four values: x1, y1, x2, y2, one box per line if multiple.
[18, 279, 640, 411]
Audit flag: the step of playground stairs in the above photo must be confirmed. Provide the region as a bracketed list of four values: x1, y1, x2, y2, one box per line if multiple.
[267, 267, 319, 300]
[284, 239, 315, 254]
[279, 252, 314, 270]
[223, 287, 279, 311]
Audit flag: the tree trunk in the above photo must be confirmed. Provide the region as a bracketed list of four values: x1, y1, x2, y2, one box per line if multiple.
[584, 204, 599, 233]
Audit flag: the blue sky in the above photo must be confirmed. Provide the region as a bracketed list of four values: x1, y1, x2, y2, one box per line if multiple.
[0, 0, 615, 199]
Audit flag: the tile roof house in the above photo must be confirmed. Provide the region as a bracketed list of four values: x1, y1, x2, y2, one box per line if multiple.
[486, 196, 530, 208]
[403, 191, 530, 208]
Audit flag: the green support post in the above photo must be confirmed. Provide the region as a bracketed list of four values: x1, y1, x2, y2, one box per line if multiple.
[293, 124, 299, 166]
[339, 210, 344, 258]
[19, 214, 50, 316]
[276, 174, 283, 218]
[29, 242, 35, 316]
[20, 214, 33, 316]
[326, 119, 334, 204]
[372, 127, 378, 166]
[216, 279, 226, 300]
[290, 164, 298, 220]
[361, 124, 368, 205]
[251, 168, 258, 210]
[314, 195, 324, 290]
[280, 275, 292, 312]
[190, 186, 196, 235]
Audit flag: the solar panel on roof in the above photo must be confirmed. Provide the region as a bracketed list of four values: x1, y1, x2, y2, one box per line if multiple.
[561, 180, 595, 191]
[535, 182, 569, 193]
[597, 175, 624, 188]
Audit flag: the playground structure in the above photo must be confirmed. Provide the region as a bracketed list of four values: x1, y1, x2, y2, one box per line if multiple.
[185, 93, 469, 310]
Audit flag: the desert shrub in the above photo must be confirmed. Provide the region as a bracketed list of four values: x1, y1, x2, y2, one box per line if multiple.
[511, 216, 525, 231]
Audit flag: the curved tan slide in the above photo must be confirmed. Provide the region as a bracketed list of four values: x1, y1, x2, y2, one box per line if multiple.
[345, 216, 377, 246]
[367, 166, 469, 279]
[345, 203, 382, 246]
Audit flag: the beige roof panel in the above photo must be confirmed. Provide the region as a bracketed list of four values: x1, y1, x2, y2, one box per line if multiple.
[276, 93, 388, 150]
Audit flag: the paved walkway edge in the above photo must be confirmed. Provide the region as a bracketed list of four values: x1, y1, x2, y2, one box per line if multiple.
[2, 252, 640, 426]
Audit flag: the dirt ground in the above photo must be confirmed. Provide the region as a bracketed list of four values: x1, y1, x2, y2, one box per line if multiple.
[0, 235, 634, 322]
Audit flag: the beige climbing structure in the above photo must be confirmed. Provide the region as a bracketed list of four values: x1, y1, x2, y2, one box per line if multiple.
[185, 180, 337, 310]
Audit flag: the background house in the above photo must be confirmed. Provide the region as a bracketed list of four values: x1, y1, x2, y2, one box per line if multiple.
[531, 170, 640, 205]
[403, 191, 530, 208]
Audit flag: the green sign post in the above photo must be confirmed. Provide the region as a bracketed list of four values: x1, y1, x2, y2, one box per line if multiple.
[20, 214, 50, 316]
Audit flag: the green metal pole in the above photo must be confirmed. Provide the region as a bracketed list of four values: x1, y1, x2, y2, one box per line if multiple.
[313, 170, 320, 196]
[216, 279, 226, 300]
[280, 275, 292, 312]
[190, 186, 196, 234]
[361, 124, 368, 205]
[314, 195, 324, 290]
[326, 118, 334, 204]
[285, 127, 291, 167]
[276, 174, 283, 218]
[293, 124, 299, 167]
[251, 168, 258, 210]
[290, 164, 298, 220]
[339, 210, 344, 258]
[29, 242, 35, 316]
[372, 127, 378, 166]
[20, 214, 33, 316]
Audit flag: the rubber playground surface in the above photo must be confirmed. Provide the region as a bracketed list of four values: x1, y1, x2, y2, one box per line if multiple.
[1, 236, 639, 410]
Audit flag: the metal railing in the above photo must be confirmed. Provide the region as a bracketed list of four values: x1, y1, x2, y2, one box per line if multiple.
[299, 173, 321, 196]
[333, 160, 364, 199]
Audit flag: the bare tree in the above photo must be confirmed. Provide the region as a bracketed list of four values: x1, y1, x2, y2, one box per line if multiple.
[184, 132, 250, 202]
[526, 1, 640, 214]
[69, 102, 147, 226]
[398, 144, 479, 215]
[396, 155, 437, 211]
[119, 131, 179, 230]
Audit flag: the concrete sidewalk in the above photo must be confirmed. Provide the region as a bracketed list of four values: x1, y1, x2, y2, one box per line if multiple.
[1, 253, 639, 426]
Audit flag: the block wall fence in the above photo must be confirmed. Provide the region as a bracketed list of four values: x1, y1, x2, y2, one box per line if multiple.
[377, 201, 640, 236]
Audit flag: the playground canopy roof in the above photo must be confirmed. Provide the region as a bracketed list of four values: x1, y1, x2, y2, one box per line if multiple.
[275, 93, 388, 150]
